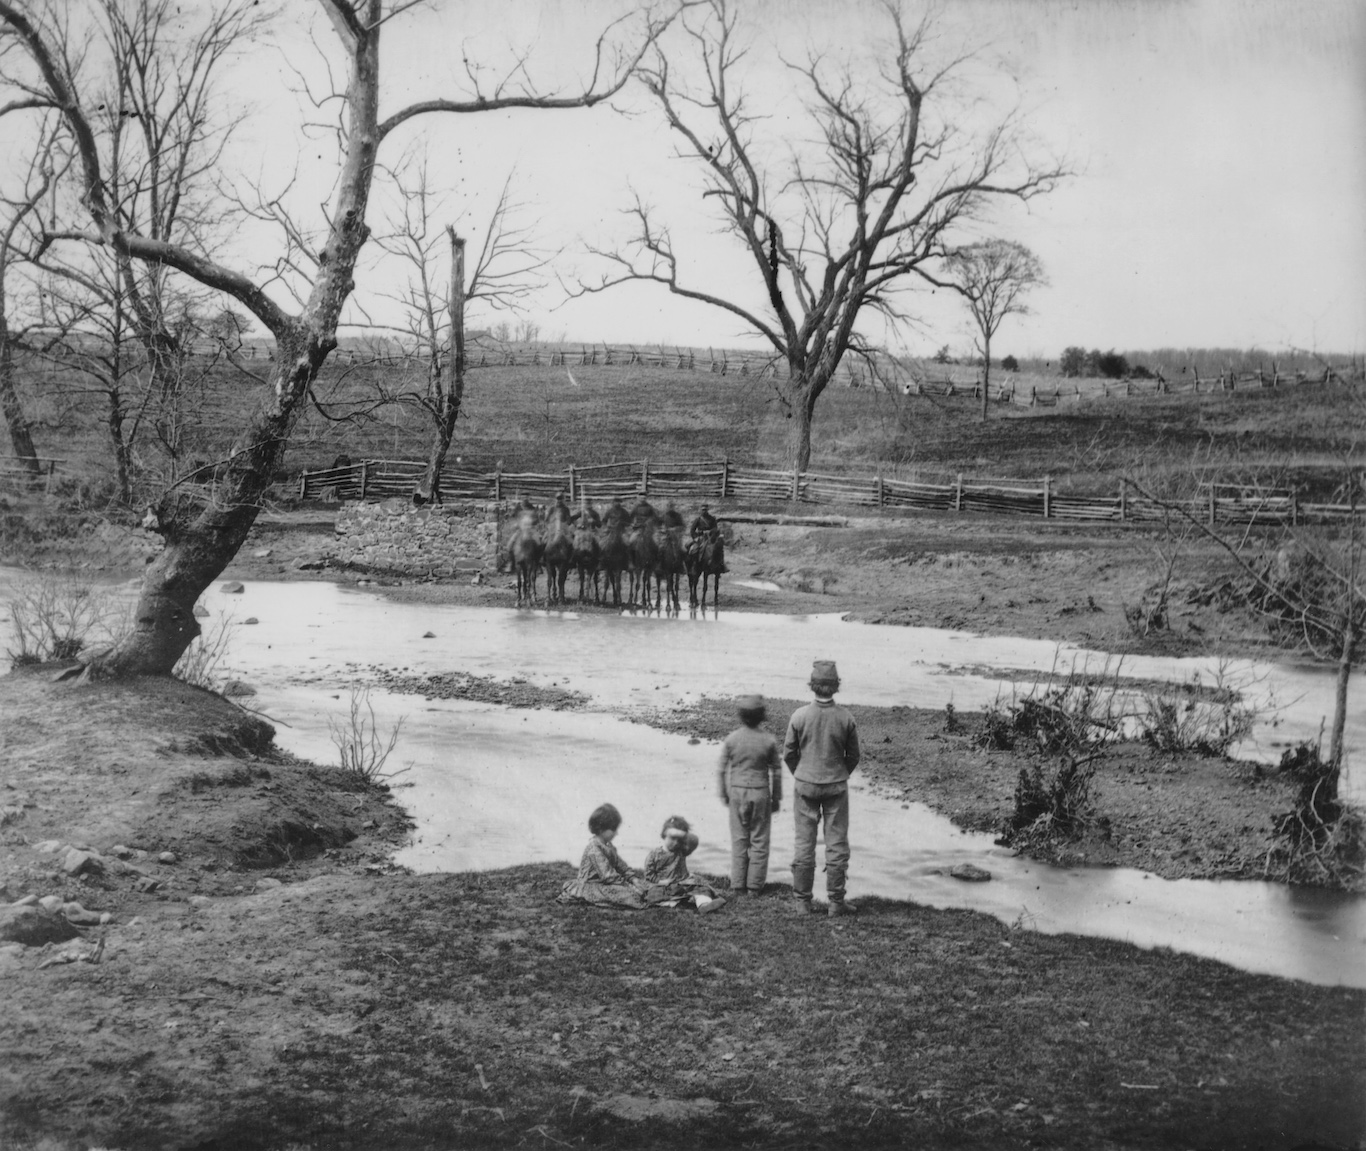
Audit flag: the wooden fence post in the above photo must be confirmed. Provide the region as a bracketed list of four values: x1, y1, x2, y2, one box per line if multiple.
[721, 457, 730, 499]
[791, 464, 800, 502]
[298, 470, 308, 500]
[359, 460, 368, 501]
[1043, 475, 1051, 519]
[1208, 484, 1216, 527]
[1291, 491, 1299, 528]
[1119, 477, 1127, 521]
[568, 464, 576, 503]
[955, 473, 963, 513]
[641, 458, 649, 495]
[494, 471, 502, 501]
[876, 473, 884, 508]
[1030, 385, 1037, 407]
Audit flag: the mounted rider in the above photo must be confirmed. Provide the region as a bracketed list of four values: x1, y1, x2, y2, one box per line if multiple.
[689, 503, 717, 541]
[548, 491, 578, 528]
[662, 500, 685, 535]
[629, 495, 657, 531]
[601, 496, 630, 532]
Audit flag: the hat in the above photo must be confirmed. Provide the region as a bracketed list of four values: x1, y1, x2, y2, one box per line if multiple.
[737, 693, 765, 713]
[810, 659, 840, 686]
[682, 832, 699, 857]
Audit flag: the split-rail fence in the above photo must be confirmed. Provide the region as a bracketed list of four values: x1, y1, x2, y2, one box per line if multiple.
[296, 458, 1363, 527]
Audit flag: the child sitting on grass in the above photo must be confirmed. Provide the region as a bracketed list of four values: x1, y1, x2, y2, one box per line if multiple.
[643, 816, 724, 911]
[557, 803, 648, 910]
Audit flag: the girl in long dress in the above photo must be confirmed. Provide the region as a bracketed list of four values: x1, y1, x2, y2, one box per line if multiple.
[558, 803, 649, 910]
[642, 816, 724, 909]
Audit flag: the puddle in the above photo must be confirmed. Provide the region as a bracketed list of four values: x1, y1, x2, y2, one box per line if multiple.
[730, 578, 782, 592]
[4, 570, 1364, 986]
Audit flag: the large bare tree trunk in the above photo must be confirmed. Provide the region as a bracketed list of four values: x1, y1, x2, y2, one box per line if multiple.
[0, 333, 41, 477]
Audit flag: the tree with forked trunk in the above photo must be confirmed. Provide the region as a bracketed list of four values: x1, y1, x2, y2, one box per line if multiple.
[0, 0, 675, 675]
[576, 0, 1066, 470]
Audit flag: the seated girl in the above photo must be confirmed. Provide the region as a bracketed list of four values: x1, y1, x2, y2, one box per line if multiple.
[642, 816, 724, 910]
[558, 803, 649, 910]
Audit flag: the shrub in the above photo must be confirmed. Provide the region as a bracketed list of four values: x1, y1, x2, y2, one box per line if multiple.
[173, 609, 234, 690]
[1095, 350, 1129, 379]
[933, 344, 953, 364]
[4, 574, 126, 666]
[1135, 666, 1258, 757]
[329, 686, 408, 786]
[1005, 754, 1102, 849]
[1001, 354, 1019, 372]
[1265, 743, 1364, 889]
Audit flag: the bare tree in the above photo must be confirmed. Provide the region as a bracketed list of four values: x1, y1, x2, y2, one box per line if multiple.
[927, 238, 1045, 422]
[577, 0, 1065, 469]
[0, 120, 63, 476]
[0, 0, 672, 675]
[370, 161, 547, 503]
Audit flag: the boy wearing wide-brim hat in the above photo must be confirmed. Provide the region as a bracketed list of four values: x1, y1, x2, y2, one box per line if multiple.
[783, 660, 861, 916]
[718, 695, 783, 896]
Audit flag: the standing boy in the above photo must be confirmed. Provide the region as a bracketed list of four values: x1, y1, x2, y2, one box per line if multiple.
[718, 695, 783, 896]
[783, 660, 861, 916]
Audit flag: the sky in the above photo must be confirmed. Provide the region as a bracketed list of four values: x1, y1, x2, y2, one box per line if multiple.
[10, 0, 1366, 359]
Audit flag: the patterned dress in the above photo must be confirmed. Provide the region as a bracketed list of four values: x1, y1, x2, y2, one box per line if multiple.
[642, 847, 719, 902]
[558, 837, 648, 910]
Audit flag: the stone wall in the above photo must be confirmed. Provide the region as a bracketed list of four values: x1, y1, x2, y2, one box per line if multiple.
[328, 500, 498, 577]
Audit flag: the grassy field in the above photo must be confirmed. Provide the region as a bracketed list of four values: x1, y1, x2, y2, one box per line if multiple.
[5, 351, 1363, 505]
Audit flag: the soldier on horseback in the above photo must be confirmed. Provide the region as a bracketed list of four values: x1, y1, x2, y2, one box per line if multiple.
[690, 503, 717, 540]
[602, 496, 629, 532]
[662, 501, 685, 533]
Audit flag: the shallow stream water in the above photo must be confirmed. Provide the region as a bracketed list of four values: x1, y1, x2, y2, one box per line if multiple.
[3, 571, 1364, 987]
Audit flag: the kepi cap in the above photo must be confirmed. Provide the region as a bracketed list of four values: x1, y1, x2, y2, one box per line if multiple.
[810, 659, 840, 686]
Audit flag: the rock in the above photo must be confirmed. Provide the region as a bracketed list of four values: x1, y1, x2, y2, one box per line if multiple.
[38, 895, 64, 913]
[159, 852, 178, 865]
[10, 894, 38, 908]
[222, 679, 258, 698]
[189, 895, 213, 910]
[33, 840, 64, 855]
[134, 877, 161, 894]
[63, 849, 104, 877]
[254, 877, 282, 892]
[193, 604, 211, 618]
[221, 581, 245, 594]
[243, 617, 259, 625]
[422, 631, 436, 639]
[252, 548, 272, 559]
[63, 902, 105, 926]
[294, 558, 326, 571]
[0, 904, 80, 946]
[111, 844, 133, 859]
[949, 863, 992, 883]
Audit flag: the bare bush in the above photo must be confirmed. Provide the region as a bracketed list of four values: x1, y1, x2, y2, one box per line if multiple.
[172, 610, 234, 690]
[1004, 754, 1103, 851]
[329, 686, 407, 787]
[974, 659, 1126, 754]
[4, 574, 126, 666]
[1136, 663, 1258, 757]
[1265, 742, 1364, 889]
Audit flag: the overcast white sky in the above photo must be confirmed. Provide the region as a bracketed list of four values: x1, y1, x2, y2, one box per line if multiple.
[17, 0, 1366, 359]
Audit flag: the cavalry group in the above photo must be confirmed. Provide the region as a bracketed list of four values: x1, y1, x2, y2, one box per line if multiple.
[502, 494, 727, 611]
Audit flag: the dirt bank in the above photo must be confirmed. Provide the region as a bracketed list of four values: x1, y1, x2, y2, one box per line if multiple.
[1, 671, 1363, 1151]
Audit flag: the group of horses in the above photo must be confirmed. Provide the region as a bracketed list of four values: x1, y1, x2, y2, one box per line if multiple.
[502, 499, 726, 611]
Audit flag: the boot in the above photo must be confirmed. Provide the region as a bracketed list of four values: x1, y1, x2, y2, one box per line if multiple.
[827, 900, 859, 917]
[791, 864, 815, 913]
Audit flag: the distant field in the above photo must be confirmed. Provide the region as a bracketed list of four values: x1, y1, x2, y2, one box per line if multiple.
[4, 352, 1362, 504]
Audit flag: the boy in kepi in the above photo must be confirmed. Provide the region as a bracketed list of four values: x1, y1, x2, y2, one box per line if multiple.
[784, 660, 861, 916]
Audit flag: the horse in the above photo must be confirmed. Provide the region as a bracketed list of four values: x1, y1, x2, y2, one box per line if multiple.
[597, 519, 630, 608]
[542, 514, 576, 606]
[506, 509, 544, 607]
[686, 528, 725, 610]
[653, 522, 686, 613]
[571, 520, 601, 604]
[626, 516, 659, 609]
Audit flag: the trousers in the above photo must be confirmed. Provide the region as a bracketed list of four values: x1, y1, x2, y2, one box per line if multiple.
[792, 787, 850, 902]
[728, 785, 773, 892]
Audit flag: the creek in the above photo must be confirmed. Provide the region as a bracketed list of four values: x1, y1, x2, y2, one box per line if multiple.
[3, 570, 1363, 987]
